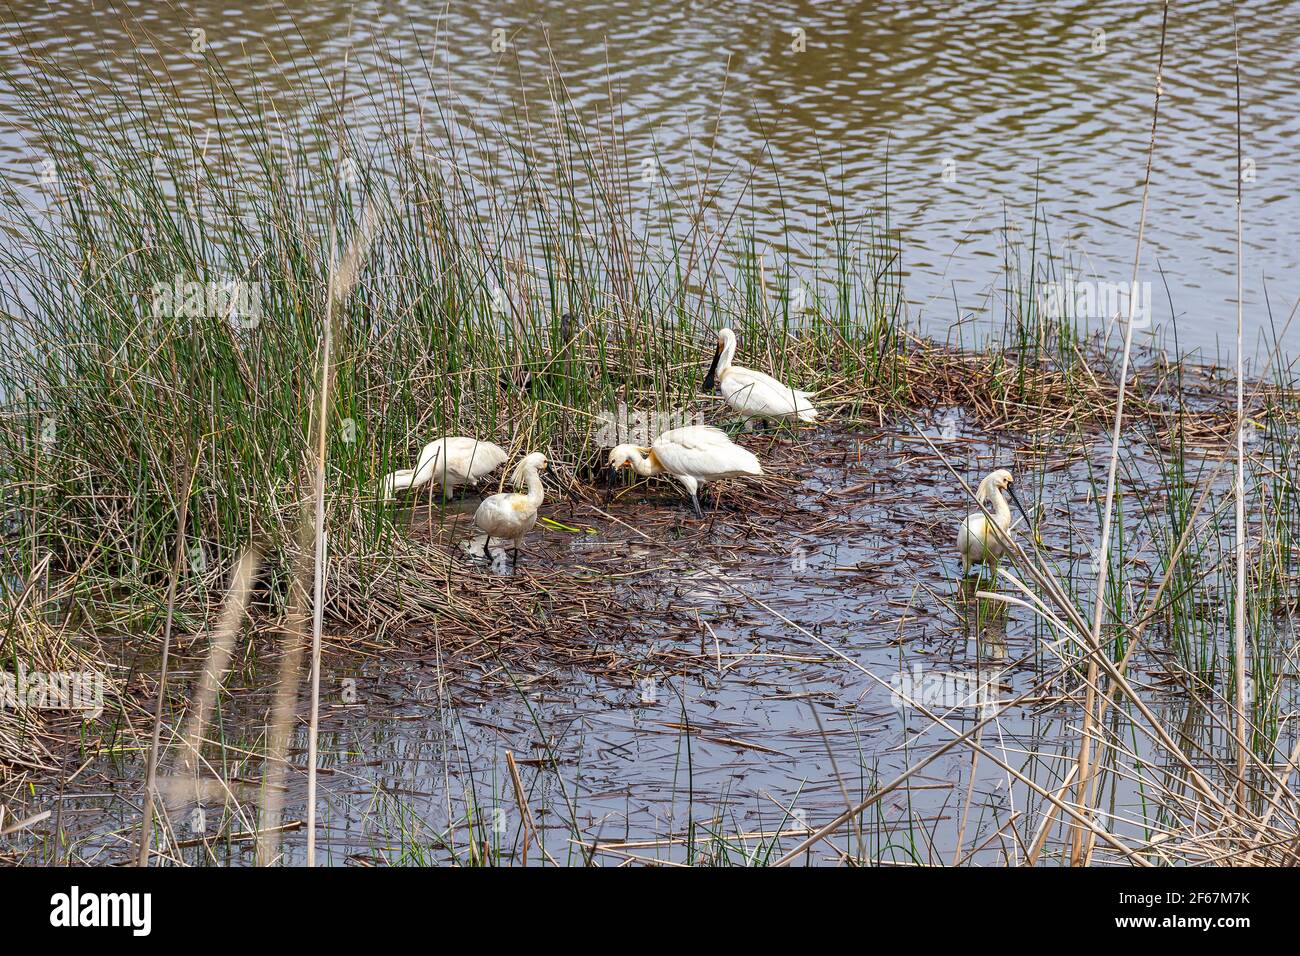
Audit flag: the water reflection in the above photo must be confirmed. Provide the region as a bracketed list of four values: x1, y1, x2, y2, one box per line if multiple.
[960, 587, 1008, 662]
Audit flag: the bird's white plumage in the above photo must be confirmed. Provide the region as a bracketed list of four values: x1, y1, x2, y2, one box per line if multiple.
[956, 469, 1015, 576]
[473, 493, 539, 540]
[380, 436, 507, 500]
[708, 328, 818, 425]
[957, 514, 1003, 566]
[651, 426, 762, 486]
[720, 368, 818, 423]
[609, 425, 762, 515]
[473, 451, 547, 561]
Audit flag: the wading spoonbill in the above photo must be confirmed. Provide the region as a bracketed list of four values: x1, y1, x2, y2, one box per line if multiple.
[956, 468, 1031, 576]
[702, 327, 818, 428]
[379, 437, 508, 501]
[608, 425, 762, 518]
[473, 452, 548, 566]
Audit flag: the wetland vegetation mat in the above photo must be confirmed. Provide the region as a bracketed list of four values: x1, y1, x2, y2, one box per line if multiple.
[7, 408, 1300, 866]
[2, 3, 1299, 871]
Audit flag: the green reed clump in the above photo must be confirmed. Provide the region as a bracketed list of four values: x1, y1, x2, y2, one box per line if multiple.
[0, 53, 905, 627]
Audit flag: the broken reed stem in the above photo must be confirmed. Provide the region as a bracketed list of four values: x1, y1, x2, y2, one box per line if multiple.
[953, 728, 982, 866]
[504, 750, 559, 866]
[175, 551, 259, 780]
[1232, 17, 1249, 815]
[1073, 0, 1169, 867]
[256, 597, 308, 866]
[306, 196, 387, 867]
[305, 267, 333, 869]
[135, 450, 198, 867]
[505, 751, 531, 866]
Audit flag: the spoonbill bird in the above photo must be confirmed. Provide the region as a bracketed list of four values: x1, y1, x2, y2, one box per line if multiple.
[473, 452, 548, 566]
[702, 327, 818, 428]
[379, 437, 507, 501]
[956, 468, 1031, 576]
[608, 425, 762, 518]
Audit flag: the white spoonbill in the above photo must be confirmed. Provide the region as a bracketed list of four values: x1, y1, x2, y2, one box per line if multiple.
[473, 452, 548, 566]
[956, 468, 1031, 576]
[608, 425, 762, 518]
[379, 437, 508, 501]
[702, 327, 818, 428]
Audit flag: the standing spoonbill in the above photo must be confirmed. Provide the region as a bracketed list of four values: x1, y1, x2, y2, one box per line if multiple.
[956, 468, 1031, 576]
[473, 452, 548, 566]
[608, 425, 762, 518]
[702, 327, 818, 428]
[379, 437, 508, 501]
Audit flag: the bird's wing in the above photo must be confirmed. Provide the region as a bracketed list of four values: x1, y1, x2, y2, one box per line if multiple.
[412, 440, 446, 475]
[654, 426, 762, 478]
[722, 367, 816, 417]
[410, 437, 507, 485]
[957, 514, 977, 548]
[449, 439, 508, 480]
[656, 425, 733, 448]
[959, 514, 995, 551]
[474, 492, 530, 535]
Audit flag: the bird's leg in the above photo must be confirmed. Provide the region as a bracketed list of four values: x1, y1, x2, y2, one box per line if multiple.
[482, 538, 493, 563]
[690, 493, 704, 520]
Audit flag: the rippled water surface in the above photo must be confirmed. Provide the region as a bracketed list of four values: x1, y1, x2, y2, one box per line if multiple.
[1, 1, 1297, 353]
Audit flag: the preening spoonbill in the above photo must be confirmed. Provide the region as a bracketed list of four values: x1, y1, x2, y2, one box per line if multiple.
[379, 437, 507, 501]
[608, 425, 762, 518]
[702, 327, 818, 428]
[956, 468, 1030, 576]
[473, 452, 548, 566]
